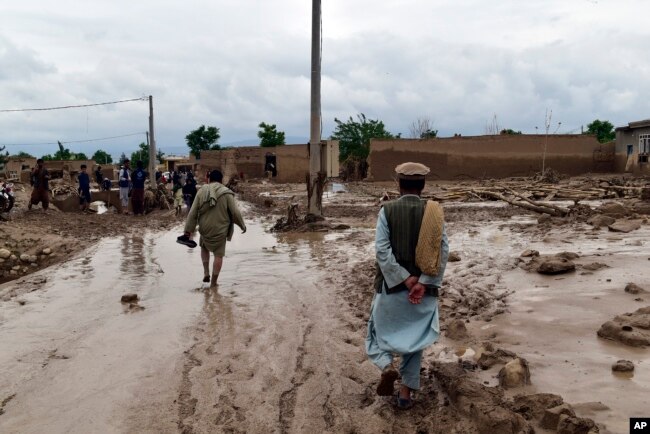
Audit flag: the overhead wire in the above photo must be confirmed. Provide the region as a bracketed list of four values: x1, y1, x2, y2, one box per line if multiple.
[0, 97, 147, 113]
[0, 132, 147, 147]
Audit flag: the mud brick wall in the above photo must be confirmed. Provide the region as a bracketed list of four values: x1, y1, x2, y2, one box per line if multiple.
[367, 135, 613, 181]
[198, 145, 310, 183]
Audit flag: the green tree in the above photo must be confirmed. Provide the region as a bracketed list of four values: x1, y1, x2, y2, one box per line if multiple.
[500, 129, 522, 135]
[10, 151, 35, 159]
[130, 142, 165, 170]
[331, 113, 395, 161]
[92, 149, 113, 164]
[258, 122, 286, 147]
[73, 152, 88, 160]
[584, 119, 615, 143]
[185, 125, 221, 158]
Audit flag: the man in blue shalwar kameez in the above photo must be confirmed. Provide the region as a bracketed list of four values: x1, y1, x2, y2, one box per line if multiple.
[366, 162, 449, 409]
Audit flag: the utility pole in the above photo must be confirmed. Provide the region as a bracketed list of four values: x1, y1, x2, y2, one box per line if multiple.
[307, 0, 322, 216]
[148, 95, 156, 177]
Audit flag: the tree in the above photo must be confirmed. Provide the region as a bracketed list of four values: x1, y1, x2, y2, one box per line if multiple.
[584, 119, 615, 143]
[258, 122, 286, 147]
[10, 151, 35, 159]
[92, 149, 113, 164]
[130, 142, 165, 170]
[119, 153, 128, 165]
[408, 117, 438, 139]
[73, 152, 88, 161]
[500, 129, 522, 135]
[330, 113, 395, 161]
[185, 125, 221, 158]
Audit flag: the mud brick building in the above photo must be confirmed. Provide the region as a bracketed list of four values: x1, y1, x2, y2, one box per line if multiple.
[2, 156, 37, 181]
[197, 142, 339, 183]
[615, 119, 650, 174]
[367, 135, 613, 181]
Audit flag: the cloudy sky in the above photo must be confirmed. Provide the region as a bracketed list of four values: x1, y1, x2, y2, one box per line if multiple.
[1, 0, 649, 158]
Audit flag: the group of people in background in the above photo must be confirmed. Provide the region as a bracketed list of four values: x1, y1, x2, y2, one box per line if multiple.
[27, 159, 199, 216]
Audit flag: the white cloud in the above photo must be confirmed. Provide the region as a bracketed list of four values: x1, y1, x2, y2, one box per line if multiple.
[1, 0, 649, 157]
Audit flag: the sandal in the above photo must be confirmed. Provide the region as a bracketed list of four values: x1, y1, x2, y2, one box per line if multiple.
[376, 365, 399, 396]
[177, 234, 197, 248]
[202, 275, 210, 283]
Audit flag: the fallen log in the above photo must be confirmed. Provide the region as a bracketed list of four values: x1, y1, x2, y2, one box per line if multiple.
[472, 189, 568, 217]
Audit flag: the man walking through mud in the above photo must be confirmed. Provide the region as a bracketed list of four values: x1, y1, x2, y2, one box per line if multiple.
[28, 159, 50, 211]
[118, 159, 131, 214]
[366, 162, 449, 409]
[181, 169, 246, 287]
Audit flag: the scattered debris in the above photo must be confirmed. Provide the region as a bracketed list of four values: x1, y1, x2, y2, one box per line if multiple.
[611, 360, 634, 372]
[608, 220, 642, 233]
[597, 306, 650, 347]
[121, 294, 139, 303]
[498, 358, 531, 388]
[624, 283, 646, 295]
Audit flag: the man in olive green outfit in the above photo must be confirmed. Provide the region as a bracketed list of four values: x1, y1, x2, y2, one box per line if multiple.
[184, 170, 246, 287]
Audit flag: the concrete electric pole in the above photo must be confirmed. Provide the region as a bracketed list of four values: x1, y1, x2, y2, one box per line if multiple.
[148, 95, 156, 178]
[307, 0, 323, 216]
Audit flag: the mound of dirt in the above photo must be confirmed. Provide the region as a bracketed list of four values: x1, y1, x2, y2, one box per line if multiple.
[597, 306, 650, 347]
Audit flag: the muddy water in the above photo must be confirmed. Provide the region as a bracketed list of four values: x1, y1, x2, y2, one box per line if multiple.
[0, 215, 386, 434]
[450, 217, 650, 434]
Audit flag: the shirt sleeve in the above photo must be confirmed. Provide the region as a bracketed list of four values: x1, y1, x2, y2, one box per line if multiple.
[375, 208, 410, 288]
[418, 224, 449, 287]
[184, 188, 202, 234]
[227, 194, 246, 231]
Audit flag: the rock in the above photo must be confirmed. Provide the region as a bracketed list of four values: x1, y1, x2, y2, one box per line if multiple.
[510, 393, 564, 422]
[120, 294, 139, 303]
[537, 259, 575, 275]
[19, 254, 30, 262]
[608, 220, 642, 233]
[477, 348, 517, 369]
[538, 214, 552, 224]
[10, 270, 17, 275]
[540, 403, 576, 430]
[611, 359, 634, 372]
[498, 358, 531, 388]
[29, 255, 38, 263]
[42, 248, 52, 255]
[445, 318, 469, 340]
[0, 248, 10, 259]
[520, 249, 539, 258]
[448, 251, 461, 262]
[633, 202, 650, 215]
[587, 214, 616, 228]
[556, 251, 580, 260]
[0, 258, 4, 263]
[625, 283, 646, 295]
[582, 263, 607, 271]
[556, 414, 599, 434]
[11, 265, 20, 271]
[597, 202, 628, 217]
[597, 306, 650, 347]
[10, 255, 17, 261]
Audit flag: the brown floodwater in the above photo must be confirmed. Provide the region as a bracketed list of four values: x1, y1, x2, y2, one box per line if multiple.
[449, 216, 650, 434]
[0, 214, 352, 433]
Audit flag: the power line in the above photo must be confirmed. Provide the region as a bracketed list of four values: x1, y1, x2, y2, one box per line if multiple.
[0, 97, 148, 113]
[1, 132, 147, 147]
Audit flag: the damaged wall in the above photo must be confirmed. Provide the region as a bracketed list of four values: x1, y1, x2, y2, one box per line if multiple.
[615, 120, 650, 174]
[367, 135, 613, 181]
[198, 142, 339, 183]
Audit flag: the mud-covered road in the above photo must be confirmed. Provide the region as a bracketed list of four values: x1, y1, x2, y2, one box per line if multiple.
[3, 178, 650, 434]
[0, 213, 421, 434]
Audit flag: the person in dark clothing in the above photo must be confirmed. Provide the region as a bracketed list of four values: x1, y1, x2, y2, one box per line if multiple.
[78, 164, 92, 212]
[95, 166, 104, 185]
[182, 173, 198, 208]
[155, 169, 162, 184]
[29, 159, 50, 210]
[131, 160, 148, 215]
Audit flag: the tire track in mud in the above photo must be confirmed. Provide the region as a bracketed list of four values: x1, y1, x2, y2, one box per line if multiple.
[278, 323, 314, 434]
[177, 347, 201, 434]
